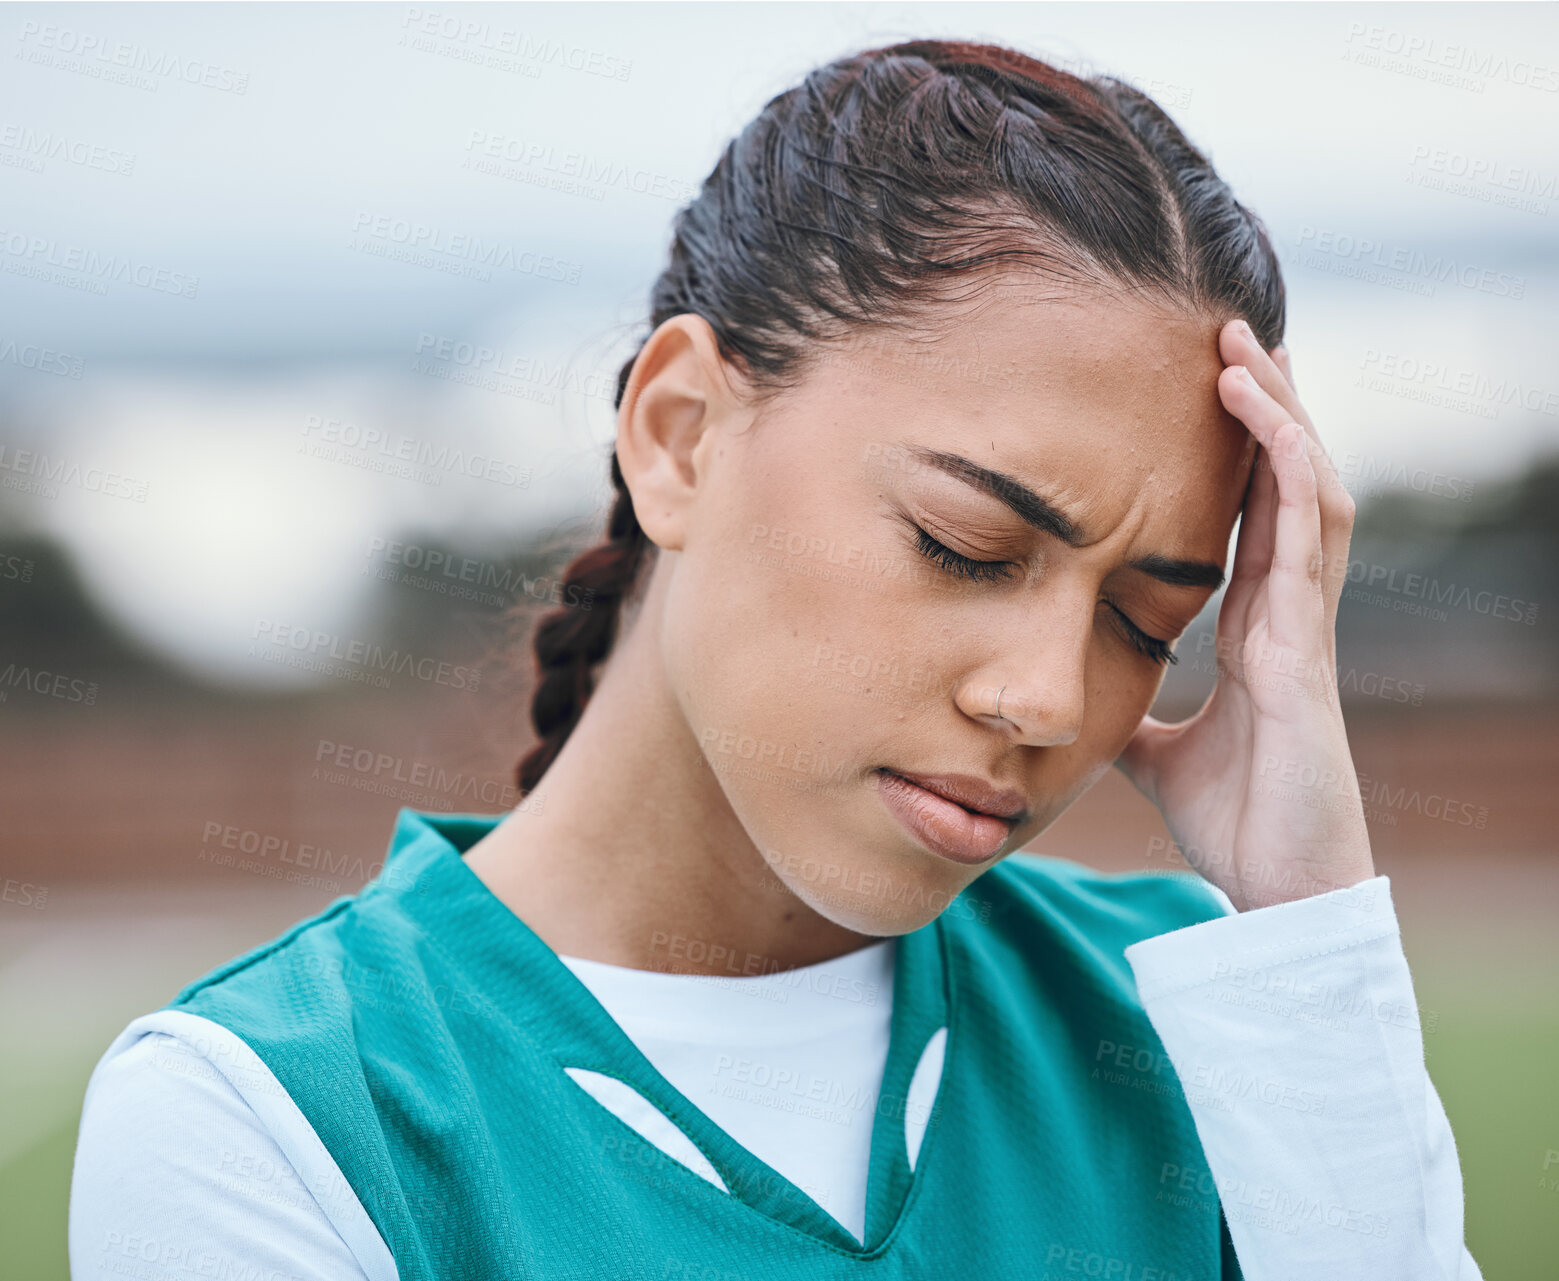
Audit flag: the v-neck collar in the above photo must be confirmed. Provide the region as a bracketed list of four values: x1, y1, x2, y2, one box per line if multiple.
[380, 809, 953, 1255]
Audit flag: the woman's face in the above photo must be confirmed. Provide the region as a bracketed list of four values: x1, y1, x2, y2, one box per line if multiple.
[642, 284, 1258, 936]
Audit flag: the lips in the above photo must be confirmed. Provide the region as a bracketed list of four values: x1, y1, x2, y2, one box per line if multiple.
[882, 770, 1027, 821]
[875, 769, 1025, 865]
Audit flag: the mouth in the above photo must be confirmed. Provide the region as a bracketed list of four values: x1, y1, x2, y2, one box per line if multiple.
[874, 768, 1025, 866]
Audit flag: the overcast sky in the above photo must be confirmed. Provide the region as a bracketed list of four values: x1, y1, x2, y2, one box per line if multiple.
[2, 2, 1555, 684]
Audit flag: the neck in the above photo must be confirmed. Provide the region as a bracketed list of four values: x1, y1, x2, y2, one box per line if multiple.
[464, 562, 874, 976]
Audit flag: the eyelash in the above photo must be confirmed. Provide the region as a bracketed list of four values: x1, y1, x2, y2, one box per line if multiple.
[909, 523, 1016, 584]
[905, 522, 1179, 667]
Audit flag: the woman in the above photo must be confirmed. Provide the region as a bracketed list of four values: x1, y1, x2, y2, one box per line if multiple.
[69, 39, 1482, 1280]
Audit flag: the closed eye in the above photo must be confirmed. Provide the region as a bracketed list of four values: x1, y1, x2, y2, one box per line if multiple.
[904, 521, 1017, 584]
[1101, 599, 1177, 667]
[903, 516, 1178, 666]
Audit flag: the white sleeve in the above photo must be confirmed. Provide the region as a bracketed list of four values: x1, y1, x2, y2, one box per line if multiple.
[1123, 875, 1483, 1281]
[69, 1010, 396, 1281]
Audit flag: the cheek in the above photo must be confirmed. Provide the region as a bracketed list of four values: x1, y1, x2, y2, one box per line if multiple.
[1074, 647, 1164, 765]
[1021, 667, 1154, 835]
[660, 484, 885, 796]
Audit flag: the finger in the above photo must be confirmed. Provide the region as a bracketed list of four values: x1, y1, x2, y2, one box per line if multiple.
[1219, 362, 1355, 627]
[1271, 344, 1296, 393]
[1265, 422, 1326, 651]
[1218, 364, 1295, 453]
[1224, 438, 1279, 639]
[1219, 323, 1311, 429]
[1220, 324, 1349, 514]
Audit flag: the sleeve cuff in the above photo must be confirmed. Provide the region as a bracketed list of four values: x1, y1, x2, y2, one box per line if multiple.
[1124, 875, 1398, 1004]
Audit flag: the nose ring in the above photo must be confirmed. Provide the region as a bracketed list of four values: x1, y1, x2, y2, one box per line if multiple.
[994, 684, 1006, 722]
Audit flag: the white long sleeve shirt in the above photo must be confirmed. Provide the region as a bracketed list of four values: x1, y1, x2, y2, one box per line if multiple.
[68, 874, 1483, 1280]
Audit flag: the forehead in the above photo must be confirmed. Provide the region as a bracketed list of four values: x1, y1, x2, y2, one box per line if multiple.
[802, 283, 1256, 543]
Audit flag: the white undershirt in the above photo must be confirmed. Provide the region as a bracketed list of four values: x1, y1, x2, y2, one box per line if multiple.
[68, 876, 1485, 1280]
[556, 937, 897, 1241]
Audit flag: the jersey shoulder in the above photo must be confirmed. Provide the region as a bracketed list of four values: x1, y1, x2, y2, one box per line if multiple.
[949, 852, 1232, 1001]
[70, 1013, 383, 1281]
[987, 850, 1230, 931]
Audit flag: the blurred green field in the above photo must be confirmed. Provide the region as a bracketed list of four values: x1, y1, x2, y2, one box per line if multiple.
[4, 944, 1555, 1278]
[1412, 957, 1559, 1280]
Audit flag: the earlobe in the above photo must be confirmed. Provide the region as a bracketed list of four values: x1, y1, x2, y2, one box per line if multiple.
[614, 315, 736, 554]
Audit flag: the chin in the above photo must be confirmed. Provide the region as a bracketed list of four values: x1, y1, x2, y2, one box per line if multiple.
[757, 836, 982, 937]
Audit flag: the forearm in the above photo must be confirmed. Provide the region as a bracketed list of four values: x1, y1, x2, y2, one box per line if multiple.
[1124, 875, 1483, 1280]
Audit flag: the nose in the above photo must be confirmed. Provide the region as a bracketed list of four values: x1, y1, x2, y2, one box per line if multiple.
[959, 614, 1090, 748]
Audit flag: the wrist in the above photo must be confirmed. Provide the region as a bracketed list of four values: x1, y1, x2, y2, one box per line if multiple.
[1224, 858, 1376, 912]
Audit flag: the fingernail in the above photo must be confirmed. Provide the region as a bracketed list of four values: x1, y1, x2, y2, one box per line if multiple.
[1231, 365, 1252, 382]
[1237, 319, 1253, 339]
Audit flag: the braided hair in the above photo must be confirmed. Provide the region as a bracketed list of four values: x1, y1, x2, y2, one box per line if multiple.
[513, 37, 1285, 796]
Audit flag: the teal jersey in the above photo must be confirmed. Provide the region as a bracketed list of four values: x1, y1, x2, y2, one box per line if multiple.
[169, 809, 1242, 1279]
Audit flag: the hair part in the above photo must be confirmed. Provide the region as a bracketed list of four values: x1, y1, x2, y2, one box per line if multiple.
[512, 36, 1285, 795]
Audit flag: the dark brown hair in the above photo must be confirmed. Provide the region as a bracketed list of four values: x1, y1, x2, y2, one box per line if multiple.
[513, 37, 1285, 796]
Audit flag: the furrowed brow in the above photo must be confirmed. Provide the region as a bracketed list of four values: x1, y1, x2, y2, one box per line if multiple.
[902, 445, 1226, 591]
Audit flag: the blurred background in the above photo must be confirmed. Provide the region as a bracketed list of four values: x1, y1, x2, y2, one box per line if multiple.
[2, 1, 1555, 1275]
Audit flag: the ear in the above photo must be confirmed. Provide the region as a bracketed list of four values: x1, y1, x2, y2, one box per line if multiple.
[614, 315, 749, 553]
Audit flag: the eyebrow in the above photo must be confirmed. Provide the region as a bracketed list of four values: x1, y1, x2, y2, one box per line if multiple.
[902, 445, 1227, 591]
